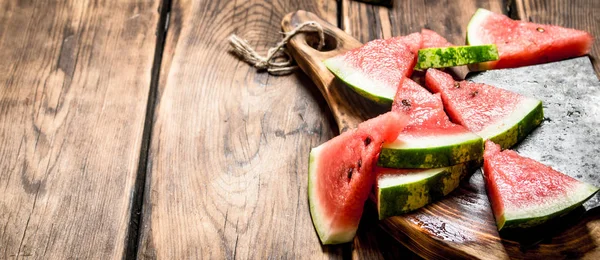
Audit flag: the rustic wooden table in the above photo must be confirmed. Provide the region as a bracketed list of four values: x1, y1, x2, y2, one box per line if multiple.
[1, 0, 598, 259]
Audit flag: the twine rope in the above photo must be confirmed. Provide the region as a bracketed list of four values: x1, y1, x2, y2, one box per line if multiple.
[228, 21, 325, 75]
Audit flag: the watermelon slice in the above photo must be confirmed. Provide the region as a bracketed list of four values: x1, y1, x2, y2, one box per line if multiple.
[425, 68, 543, 149]
[467, 8, 593, 70]
[375, 161, 473, 219]
[308, 111, 409, 244]
[324, 34, 419, 104]
[378, 77, 483, 168]
[414, 45, 499, 70]
[483, 140, 599, 230]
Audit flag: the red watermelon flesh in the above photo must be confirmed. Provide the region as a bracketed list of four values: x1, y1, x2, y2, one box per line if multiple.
[425, 68, 522, 132]
[467, 8, 593, 70]
[421, 29, 453, 48]
[425, 68, 543, 149]
[325, 36, 417, 102]
[309, 111, 409, 244]
[393, 77, 471, 135]
[399, 32, 423, 54]
[341, 37, 416, 80]
[483, 140, 599, 230]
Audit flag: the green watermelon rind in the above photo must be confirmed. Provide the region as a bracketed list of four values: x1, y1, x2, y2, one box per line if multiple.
[466, 8, 497, 71]
[378, 132, 483, 169]
[497, 182, 599, 230]
[478, 98, 544, 149]
[377, 162, 474, 220]
[308, 145, 357, 244]
[414, 45, 499, 70]
[324, 56, 396, 105]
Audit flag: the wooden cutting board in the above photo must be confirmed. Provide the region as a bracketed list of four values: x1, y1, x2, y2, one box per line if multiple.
[282, 10, 600, 259]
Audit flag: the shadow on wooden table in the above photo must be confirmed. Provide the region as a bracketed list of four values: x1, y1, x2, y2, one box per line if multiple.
[353, 204, 423, 259]
[501, 206, 599, 258]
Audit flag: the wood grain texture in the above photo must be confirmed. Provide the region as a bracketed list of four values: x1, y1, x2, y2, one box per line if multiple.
[0, 0, 160, 258]
[282, 10, 389, 133]
[514, 0, 600, 77]
[136, 1, 345, 259]
[342, 0, 505, 46]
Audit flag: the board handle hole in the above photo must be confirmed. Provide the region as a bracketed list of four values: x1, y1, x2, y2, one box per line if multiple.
[304, 31, 337, 52]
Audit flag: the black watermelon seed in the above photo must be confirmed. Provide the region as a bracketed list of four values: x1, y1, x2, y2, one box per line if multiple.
[401, 99, 411, 107]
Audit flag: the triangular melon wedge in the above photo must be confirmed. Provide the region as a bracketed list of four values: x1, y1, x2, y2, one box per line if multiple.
[483, 140, 599, 230]
[324, 34, 419, 104]
[425, 68, 543, 149]
[308, 112, 408, 244]
[467, 8, 593, 70]
[378, 77, 483, 169]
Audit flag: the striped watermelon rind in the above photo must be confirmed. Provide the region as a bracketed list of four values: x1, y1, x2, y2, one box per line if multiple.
[414, 45, 499, 70]
[481, 98, 544, 149]
[376, 161, 475, 220]
[324, 56, 396, 104]
[378, 132, 483, 169]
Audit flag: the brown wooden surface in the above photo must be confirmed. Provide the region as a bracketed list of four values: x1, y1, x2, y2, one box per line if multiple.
[1, 0, 599, 259]
[136, 1, 344, 259]
[0, 0, 160, 259]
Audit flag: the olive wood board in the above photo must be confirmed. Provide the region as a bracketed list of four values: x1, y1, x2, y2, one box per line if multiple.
[282, 10, 600, 259]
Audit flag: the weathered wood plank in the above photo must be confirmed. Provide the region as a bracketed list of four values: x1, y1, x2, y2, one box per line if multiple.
[342, 0, 505, 45]
[515, 0, 600, 77]
[136, 0, 343, 258]
[0, 0, 161, 259]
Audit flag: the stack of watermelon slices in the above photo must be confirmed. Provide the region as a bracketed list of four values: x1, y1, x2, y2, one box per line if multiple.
[380, 77, 482, 169]
[308, 9, 597, 245]
[376, 77, 482, 219]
